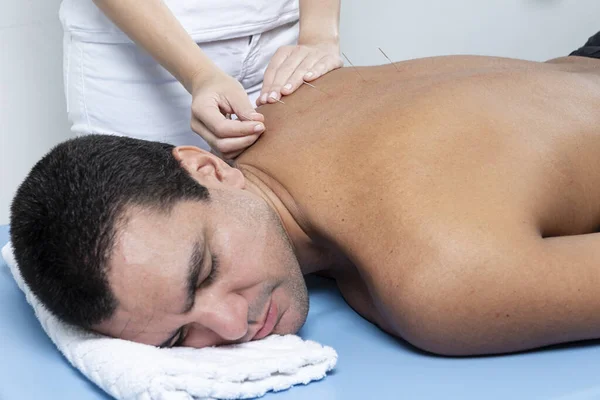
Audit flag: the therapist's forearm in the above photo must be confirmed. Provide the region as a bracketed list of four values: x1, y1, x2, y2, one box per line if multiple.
[298, 0, 341, 45]
[92, 0, 218, 92]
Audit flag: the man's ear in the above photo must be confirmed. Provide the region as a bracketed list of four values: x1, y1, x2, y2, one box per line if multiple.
[172, 146, 245, 189]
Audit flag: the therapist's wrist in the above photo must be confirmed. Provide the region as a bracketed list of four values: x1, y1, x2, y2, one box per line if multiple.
[298, 30, 339, 47]
[184, 61, 222, 94]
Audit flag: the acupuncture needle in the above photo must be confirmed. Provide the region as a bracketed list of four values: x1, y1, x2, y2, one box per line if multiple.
[342, 52, 366, 81]
[378, 47, 400, 71]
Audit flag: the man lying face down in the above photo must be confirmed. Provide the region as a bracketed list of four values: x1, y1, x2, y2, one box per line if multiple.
[10, 31, 600, 356]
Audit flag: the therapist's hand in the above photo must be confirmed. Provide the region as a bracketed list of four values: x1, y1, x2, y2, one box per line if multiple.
[257, 41, 343, 106]
[190, 69, 265, 159]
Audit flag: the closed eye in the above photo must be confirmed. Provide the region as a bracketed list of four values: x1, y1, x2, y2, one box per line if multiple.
[160, 327, 184, 349]
[164, 256, 219, 349]
[171, 328, 187, 347]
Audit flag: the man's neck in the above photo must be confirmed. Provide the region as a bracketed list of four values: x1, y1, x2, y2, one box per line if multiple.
[236, 163, 327, 275]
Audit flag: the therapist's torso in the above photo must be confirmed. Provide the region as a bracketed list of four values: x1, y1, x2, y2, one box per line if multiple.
[60, 0, 300, 43]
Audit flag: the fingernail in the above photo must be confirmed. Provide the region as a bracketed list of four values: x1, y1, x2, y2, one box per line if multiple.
[254, 123, 265, 132]
[269, 91, 278, 100]
[261, 93, 268, 103]
[284, 83, 292, 91]
[250, 112, 262, 119]
[305, 72, 314, 78]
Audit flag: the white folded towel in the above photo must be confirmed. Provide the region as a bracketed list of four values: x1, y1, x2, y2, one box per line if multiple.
[1, 243, 337, 400]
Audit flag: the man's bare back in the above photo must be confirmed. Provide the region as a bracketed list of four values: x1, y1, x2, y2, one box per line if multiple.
[237, 55, 600, 355]
[11, 41, 600, 357]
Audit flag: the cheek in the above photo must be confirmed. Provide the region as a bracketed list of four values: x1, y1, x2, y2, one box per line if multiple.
[277, 302, 307, 335]
[216, 221, 270, 267]
[214, 202, 296, 283]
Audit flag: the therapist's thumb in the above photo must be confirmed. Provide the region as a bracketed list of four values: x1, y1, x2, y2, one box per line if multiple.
[227, 90, 265, 125]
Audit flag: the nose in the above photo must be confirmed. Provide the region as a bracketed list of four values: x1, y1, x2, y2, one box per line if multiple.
[196, 293, 249, 342]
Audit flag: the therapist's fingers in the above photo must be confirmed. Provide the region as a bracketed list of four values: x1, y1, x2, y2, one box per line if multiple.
[193, 104, 263, 139]
[192, 79, 265, 137]
[191, 100, 264, 158]
[224, 86, 266, 127]
[220, 80, 264, 123]
[265, 50, 310, 103]
[189, 70, 265, 157]
[279, 54, 323, 96]
[215, 133, 262, 159]
[191, 116, 262, 159]
[259, 47, 293, 105]
[304, 54, 343, 82]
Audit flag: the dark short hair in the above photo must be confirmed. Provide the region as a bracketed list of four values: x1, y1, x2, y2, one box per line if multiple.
[10, 135, 209, 328]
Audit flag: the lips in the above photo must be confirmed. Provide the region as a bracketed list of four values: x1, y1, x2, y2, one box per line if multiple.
[253, 298, 278, 340]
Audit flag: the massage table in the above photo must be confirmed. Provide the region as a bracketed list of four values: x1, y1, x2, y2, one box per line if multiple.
[2, 223, 599, 399]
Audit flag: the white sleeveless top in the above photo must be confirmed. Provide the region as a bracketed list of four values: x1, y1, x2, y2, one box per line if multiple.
[59, 0, 300, 43]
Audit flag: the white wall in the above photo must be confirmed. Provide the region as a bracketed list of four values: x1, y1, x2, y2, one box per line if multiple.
[1, 0, 599, 225]
[340, 0, 600, 65]
[0, 0, 71, 225]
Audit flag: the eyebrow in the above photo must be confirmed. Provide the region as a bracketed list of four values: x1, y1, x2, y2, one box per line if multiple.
[157, 241, 204, 348]
[182, 240, 204, 314]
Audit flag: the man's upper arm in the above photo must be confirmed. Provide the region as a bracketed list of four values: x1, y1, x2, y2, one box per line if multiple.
[393, 231, 600, 355]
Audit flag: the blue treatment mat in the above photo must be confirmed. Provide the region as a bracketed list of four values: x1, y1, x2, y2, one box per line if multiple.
[2, 223, 600, 400]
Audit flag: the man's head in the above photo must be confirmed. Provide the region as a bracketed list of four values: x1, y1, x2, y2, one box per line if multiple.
[10, 135, 308, 348]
